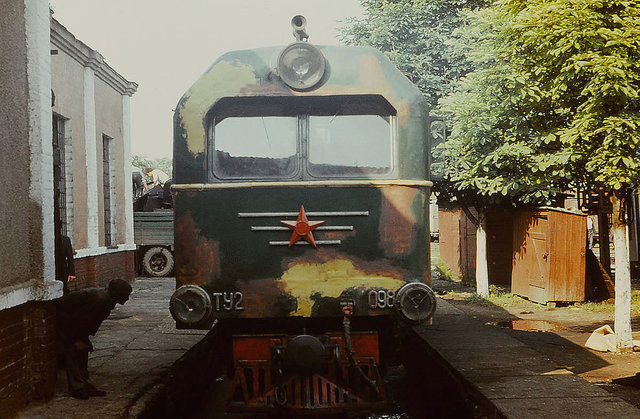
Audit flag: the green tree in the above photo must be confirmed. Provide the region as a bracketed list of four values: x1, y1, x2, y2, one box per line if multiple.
[441, 0, 640, 349]
[437, 5, 571, 208]
[340, 0, 491, 294]
[435, 5, 568, 296]
[132, 155, 172, 179]
[340, 0, 487, 110]
[509, 0, 640, 352]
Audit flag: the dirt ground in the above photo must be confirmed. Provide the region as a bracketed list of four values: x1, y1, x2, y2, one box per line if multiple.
[431, 278, 640, 409]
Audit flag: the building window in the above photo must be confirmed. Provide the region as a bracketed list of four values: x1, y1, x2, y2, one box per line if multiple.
[53, 114, 69, 238]
[102, 135, 116, 247]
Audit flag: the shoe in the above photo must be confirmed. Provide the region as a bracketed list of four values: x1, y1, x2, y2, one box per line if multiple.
[87, 386, 107, 397]
[71, 389, 90, 400]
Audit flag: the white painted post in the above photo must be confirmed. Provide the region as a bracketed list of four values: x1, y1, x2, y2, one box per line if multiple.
[122, 95, 135, 245]
[83, 65, 99, 249]
[476, 213, 489, 298]
[25, 0, 55, 285]
[611, 191, 633, 352]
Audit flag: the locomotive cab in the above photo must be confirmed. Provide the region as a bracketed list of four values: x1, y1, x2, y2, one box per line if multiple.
[170, 16, 434, 414]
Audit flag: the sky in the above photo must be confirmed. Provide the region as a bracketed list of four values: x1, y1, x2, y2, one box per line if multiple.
[49, 0, 365, 160]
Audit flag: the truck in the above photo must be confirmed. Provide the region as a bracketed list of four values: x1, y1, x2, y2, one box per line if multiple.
[133, 174, 174, 277]
[134, 210, 174, 277]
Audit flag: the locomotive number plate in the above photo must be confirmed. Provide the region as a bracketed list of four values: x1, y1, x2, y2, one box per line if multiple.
[368, 289, 395, 310]
[212, 291, 244, 312]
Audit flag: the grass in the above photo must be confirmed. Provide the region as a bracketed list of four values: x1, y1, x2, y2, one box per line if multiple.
[576, 290, 640, 315]
[460, 269, 475, 288]
[464, 292, 491, 305]
[433, 262, 455, 282]
[433, 261, 475, 289]
[464, 285, 529, 308]
[461, 287, 640, 316]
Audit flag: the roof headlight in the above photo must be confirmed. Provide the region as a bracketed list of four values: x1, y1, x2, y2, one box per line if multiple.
[277, 42, 326, 90]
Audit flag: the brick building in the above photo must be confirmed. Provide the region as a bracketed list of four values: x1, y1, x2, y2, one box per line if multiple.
[50, 15, 138, 290]
[0, 1, 137, 415]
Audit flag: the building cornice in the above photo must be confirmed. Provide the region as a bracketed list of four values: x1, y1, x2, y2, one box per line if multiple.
[0, 280, 63, 311]
[50, 17, 138, 96]
[74, 243, 136, 259]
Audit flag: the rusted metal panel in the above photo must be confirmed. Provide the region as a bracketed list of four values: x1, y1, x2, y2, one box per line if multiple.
[227, 332, 384, 413]
[174, 184, 430, 323]
[512, 208, 587, 303]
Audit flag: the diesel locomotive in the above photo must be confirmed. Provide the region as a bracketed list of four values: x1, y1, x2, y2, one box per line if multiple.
[169, 16, 435, 415]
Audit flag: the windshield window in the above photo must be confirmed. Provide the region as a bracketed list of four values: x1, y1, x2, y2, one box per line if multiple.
[213, 116, 298, 179]
[308, 115, 392, 177]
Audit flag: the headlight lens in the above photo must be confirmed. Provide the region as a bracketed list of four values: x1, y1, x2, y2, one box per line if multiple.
[170, 285, 212, 325]
[277, 42, 326, 90]
[396, 282, 436, 324]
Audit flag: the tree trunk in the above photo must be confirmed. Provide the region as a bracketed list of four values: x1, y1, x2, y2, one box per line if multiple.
[476, 213, 489, 298]
[597, 208, 611, 275]
[610, 190, 633, 352]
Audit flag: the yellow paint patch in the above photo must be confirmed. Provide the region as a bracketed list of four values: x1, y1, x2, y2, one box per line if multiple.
[280, 259, 406, 316]
[177, 60, 258, 154]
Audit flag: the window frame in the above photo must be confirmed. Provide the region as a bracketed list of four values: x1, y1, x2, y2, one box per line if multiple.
[210, 114, 303, 181]
[206, 96, 397, 182]
[304, 114, 396, 180]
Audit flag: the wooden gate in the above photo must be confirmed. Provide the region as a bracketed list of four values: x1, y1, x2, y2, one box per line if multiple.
[512, 208, 586, 304]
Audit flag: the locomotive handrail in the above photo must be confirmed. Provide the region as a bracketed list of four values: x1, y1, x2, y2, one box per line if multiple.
[171, 179, 432, 191]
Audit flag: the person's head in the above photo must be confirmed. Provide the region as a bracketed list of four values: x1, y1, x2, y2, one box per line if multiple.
[145, 167, 153, 174]
[107, 279, 132, 305]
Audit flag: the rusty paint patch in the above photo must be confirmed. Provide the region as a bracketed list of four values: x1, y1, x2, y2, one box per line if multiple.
[175, 210, 219, 287]
[379, 186, 420, 257]
[358, 55, 410, 125]
[236, 278, 296, 317]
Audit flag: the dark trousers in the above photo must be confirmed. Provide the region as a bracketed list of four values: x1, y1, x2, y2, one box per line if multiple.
[61, 340, 93, 392]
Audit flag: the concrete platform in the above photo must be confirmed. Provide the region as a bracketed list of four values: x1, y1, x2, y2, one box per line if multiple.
[18, 278, 206, 418]
[17, 279, 640, 418]
[414, 298, 640, 418]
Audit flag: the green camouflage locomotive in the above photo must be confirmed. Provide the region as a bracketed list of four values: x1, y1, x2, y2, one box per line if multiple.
[170, 15, 435, 414]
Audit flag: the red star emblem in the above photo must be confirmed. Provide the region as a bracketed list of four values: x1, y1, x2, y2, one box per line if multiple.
[281, 205, 325, 247]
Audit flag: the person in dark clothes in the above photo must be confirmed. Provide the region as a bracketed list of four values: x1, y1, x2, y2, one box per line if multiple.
[55, 234, 76, 294]
[162, 178, 173, 208]
[132, 170, 146, 199]
[55, 279, 133, 399]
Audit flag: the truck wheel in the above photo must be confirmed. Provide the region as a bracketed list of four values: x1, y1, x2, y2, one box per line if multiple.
[143, 247, 174, 277]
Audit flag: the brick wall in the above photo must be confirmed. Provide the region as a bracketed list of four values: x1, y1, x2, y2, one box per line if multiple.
[0, 301, 56, 417]
[0, 251, 133, 416]
[72, 250, 134, 291]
